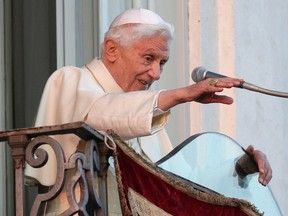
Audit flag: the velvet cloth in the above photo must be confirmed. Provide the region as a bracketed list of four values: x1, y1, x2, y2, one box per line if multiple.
[112, 134, 262, 216]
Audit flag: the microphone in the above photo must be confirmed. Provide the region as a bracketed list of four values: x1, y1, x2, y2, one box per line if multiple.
[192, 66, 288, 98]
[192, 66, 228, 82]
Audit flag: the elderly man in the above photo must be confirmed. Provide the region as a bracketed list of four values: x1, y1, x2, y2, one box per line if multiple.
[25, 8, 272, 215]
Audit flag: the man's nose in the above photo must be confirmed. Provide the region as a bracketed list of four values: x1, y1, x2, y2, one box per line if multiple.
[148, 64, 161, 80]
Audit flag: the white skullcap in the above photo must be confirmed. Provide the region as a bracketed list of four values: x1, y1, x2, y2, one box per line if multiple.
[110, 8, 166, 28]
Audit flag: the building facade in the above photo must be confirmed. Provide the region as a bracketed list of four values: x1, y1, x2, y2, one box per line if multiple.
[0, 0, 287, 215]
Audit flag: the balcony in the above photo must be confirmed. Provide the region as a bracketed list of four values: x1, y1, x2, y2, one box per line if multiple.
[0, 121, 110, 216]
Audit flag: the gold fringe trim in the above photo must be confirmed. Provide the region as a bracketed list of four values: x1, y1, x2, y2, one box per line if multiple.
[110, 131, 263, 216]
[113, 143, 133, 216]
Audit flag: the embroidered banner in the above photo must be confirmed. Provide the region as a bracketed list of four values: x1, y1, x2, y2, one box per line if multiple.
[112, 135, 262, 216]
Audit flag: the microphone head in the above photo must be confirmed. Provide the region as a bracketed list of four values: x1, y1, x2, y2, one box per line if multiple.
[191, 66, 207, 83]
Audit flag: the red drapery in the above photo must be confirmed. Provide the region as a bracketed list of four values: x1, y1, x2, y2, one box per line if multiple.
[112, 136, 261, 216]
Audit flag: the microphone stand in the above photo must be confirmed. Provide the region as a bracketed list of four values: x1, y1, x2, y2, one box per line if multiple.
[239, 82, 288, 98]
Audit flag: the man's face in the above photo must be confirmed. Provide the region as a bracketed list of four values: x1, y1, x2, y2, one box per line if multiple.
[113, 36, 170, 92]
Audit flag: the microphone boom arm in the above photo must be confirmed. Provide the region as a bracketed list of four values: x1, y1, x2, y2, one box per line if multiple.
[240, 82, 288, 98]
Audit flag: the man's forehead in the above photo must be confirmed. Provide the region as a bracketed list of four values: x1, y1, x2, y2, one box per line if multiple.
[136, 39, 170, 59]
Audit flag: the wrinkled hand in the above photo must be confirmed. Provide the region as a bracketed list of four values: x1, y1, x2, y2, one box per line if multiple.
[157, 77, 244, 112]
[194, 78, 243, 105]
[245, 145, 272, 186]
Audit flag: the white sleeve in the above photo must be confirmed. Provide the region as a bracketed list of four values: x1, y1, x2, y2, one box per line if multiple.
[153, 89, 170, 117]
[86, 90, 170, 139]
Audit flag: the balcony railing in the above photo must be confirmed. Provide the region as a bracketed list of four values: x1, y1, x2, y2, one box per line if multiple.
[1, 121, 282, 216]
[0, 121, 110, 216]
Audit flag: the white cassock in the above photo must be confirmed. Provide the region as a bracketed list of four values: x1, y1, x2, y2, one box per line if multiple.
[24, 57, 174, 214]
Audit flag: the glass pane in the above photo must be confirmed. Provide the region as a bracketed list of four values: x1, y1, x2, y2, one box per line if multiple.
[157, 132, 282, 216]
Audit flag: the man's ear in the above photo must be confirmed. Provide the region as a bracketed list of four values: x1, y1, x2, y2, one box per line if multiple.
[104, 39, 118, 62]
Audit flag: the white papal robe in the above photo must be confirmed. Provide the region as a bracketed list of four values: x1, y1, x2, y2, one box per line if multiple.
[24, 57, 174, 214]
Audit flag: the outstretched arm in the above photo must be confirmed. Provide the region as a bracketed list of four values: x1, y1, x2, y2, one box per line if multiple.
[157, 77, 243, 111]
